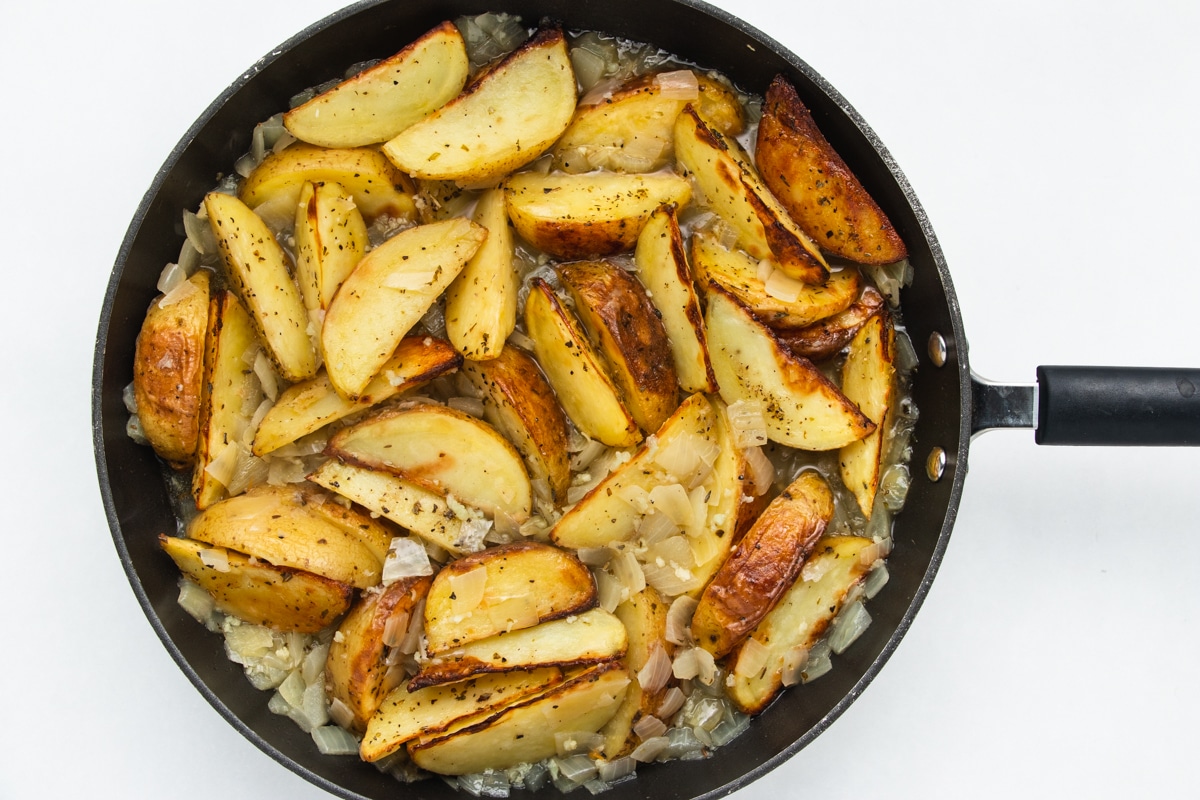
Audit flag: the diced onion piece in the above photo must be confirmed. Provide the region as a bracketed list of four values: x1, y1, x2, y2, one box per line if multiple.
[665, 596, 698, 646]
[743, 448, 775, 498]
[727, 399, 769, 449]
[198, 547, 230, 573]
[328, 697, 356, 730]
[204, 441, 240, 488]
[225, 446, 269, 497]
[555, 754, 598, 785]
[649, 484, 694, 529]
[781, 645, 808, 687]
[864, 562, 891, 600]
[398, 599, 426, 655]
[653, 69, 699, 100]
[177, 579, 216, 624]
[157, 261, 188, 295]
[596, 756, 635, 784]
[610, 550, 646, 597]
[506, 328, 537, 353]
[303, 642, 329, 685]
[672, 646, 716, 684]
[253, 351, 279, 402]
[763, 268, 805, 303]
[829, 600, 871, 655]
[312, 724, 359, 756]
[632, 714, 668, 741]
[555, 731, 604, 757]
[733, 636, 770, 678]
[880, 464, 912, 512]
[655, 686, 686, 719]
[710, 711, 751, 747]
[637, 644, 673, 694]
[629, 736, 669, 763]
[381, 609, 412, 649]
[636, 509, 679, 545]
[157, 272, 202, 309]
[617, 484, 652, 513]
[448, 564, 488, 617]
[858, 537, 893, 567]
[594, 568, 624, 613]
[653, 432, 717, 488]
[448, 396, 486, 418]
[575, 547, 613, 567]
[802, 640, 833, 683]
[755, 258, 775, 283]
[487, 593, 540, 632]
[382, 270, 438, 291]
[570, 437, 608, 471]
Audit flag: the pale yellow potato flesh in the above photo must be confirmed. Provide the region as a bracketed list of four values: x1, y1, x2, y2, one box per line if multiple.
[159, 535, 353, 633]
[408, 663, 630, 775]
[293, 180, 370, 314]
[321, 217, 486, 399]
[674, 105, 829, 284]
[523, 278, 640, 447]
[839, 312, 896, 517]
[205, 192, 319, 382]
[251, 336, 462, 456]
[423, 542, 597, 655]
[283, 21, 470, 148]
[382, 28, 577, 183]
[504, 170, 691, 260]
[327, 404, 532, 521]
[706, 288, 875, 450]
[601, 585, 672, 758]
[361, 667, 564, 762]
[192, 290, 259, 510]
[444, 187, 518, 360]
[727, 535, 876, 714]
[634, 205, 717, 394]
[187, 484, 393, 589]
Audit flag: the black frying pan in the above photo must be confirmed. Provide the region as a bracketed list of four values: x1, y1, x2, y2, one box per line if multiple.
[91, 1, 1200, 798]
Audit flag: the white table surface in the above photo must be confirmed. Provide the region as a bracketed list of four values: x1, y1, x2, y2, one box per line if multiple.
[4, 1, 1198, 798]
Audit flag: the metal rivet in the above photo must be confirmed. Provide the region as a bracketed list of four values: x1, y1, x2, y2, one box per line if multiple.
[928, 332, 947, 367]
[926, 447, 947, 482]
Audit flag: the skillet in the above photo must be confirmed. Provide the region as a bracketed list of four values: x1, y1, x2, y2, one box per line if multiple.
[91, 1, 1200, 798]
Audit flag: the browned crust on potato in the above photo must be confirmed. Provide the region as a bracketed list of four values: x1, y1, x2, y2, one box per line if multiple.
[690, 470, 834, 658]
[557, 260, 679, 433]
[773, 285, 886, 360]
[756, 76, 907, 266]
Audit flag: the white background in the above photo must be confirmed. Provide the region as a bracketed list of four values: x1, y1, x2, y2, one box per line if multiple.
[3, 0, 1198, 798]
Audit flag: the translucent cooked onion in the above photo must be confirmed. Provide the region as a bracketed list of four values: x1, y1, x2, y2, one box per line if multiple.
[610, 550, 646, 597]
[743, 446, 775, 497]
[398, 599, 426, 655]
[555, 731, 604, 757]
[448, 396, 486, 418]
[653, 69, 699, 100]
[763, 269, 804, 303]
[594, 568, 624, 613]
[198, 547, 230, 573]
[781, 645, 808, 687]
[829, 600, 871, 655]
[726, 400, 768, 448]
[733, 636, 769, 678]
[156, 261, 188, 295]
[637, 644, 673, 694]
[629, 736, 669, 763]
[382, 609, 412, 649]
[596, 756, 635, 784]
[312, 725, 360, 756]
[864, 562, 891, 600]
[632, 714, 667, 741]
[448, 565, 488, 616]
[665, 595, 697, 645]
[802, 640, 833, 683]
[183, 208, 217, 256]
[575, 547, 613, 567]
[636, 509, 679, 546]
[648, 484, 694, 529]
[327, 697, 355, 730]
[177, 579, 216, 625]
[554, 754, 598, 785]
[672, 646, 716, 684]
[569, 437, 607, 470]
[655, 686, 686, 719]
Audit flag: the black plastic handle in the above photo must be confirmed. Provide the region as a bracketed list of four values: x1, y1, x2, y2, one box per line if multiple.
[1035, 366, 1200, 446]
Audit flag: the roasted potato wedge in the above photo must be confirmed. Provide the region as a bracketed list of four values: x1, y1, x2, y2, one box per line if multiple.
[408, 662, 630, 775]
[706, 287, 875, 451]
[756, 76, 907, 266]
[557, 260, 679, 433]
[444, 187, 518, 360]
[186, 484, 393, 589]
[327, 404, 532, 522]
[361, 667, 564, 762]
[283, 22, 470, 148]
[523, 278, 640, 447]
[839, 311, 896, 517]
[727, 535, 878, 714]
[408, 607, 627, 690]
[293, 180, 370, 314]
[773, 285, 885, 361]
[239, 143, 415, 226]
[460, 346, 572, 503]
[382, 27, 577, 183]
[192, 290, 259, 509]
[159, 535, 353, 633]
[674, 105, 828, 285]
[205, 192, 318, 383]
[691, 228, 860, 329]
[601, 585, 672, 758]
[251, 336, 462, 456]
[634, 205, 717, 394]
[694, 73, 746, 137]
[504, 170, 691, 260]
[321, 217, 486, 399]
[691, 471, 834, 658]
[326, 575, 432, 732]
[423, 542, 597, 654]
[132, 270, 211, 468]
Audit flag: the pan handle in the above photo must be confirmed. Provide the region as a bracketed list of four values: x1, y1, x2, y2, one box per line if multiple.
[971, 367, 1200, 445]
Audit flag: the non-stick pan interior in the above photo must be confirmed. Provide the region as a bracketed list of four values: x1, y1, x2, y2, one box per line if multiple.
[93, 1, 971, 797]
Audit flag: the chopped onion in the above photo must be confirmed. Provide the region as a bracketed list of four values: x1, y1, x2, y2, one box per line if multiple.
[653, 69, 699, 100]
[756, 257, 775, 283]
[709, 711, 751, 747]
[303, 643, 329, 685]
[864, 562, 891, 600]
[506, 329, 536, 353]
[726, 400, 768, 448]
[569, 438, 608, 471]
[327, 697, 356, 730]
[594, 568, 624, 612]
[858, 537, 893, 568]
[198, 547, 230, 573]
[381, 609, 412, 649]
[672, 646, 716, 684]
[829, 600, 871, 655]
[398, 599, 426, 655]
[629, 736, 669, 763]
[733, 636, 769, 678]
[610, 550, 646, 597]
[554, 754, 598, 784]
[616, 484, 652, 513]
[802, 640, 832, 683]
[781, 645, 808, 687]
[448, 565, 488, 617]
[312, 725, 360, 756]
[665, 595, 698, 645]
[277, 668, 306, 709]
[648, 484, 694, 529]
[555, 731, 604, 757]
[636, 509, 679, 545]
[743, 446, 775, 497]
[183, 208, 217, 256]
[156, 271, 202, 308]
[156, 261, 188, 295]
[575, 547, 613, 567]
[253, 351, 279, 402]
[203, 441, 240, 488]
[764, 268, 805, 302]
[879, 464, 911, 512]
[596, 756, 635, 784]
[632, 714, 668, 741]
[636, 644, 673, 694]
[177, 579, 216, 624]
[448, 396, 486, 418]
[656, 686, 686, 719]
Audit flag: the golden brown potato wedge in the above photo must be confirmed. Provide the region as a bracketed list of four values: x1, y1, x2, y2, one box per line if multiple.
[773, 285, 885, 361]
[326, 404, 532, 522]
[460, 346, 572, 504]
[691, 228, 860, 329]
[727, 535, 877, 714]
[283, 22, 470, 148]
[193, 290, 259, 510]
[557, 260, 679, 433]
[382, 27, 577, 183]
[251, 336, 462, 456]
[186, 484, 393, 589]
[293, 181, 370, 314]
[307, 460, 478, 556]
[691, 470, 834, 658]
[159, 535, 353, 633]
[688, 396, 750, 591]
[423, 542, 597, 654]
[239, 143, 415, 227]
[321, 217, 486, 399]
[205, 192, 319, 383]
[756, 75, 907, 266]
[675, 105, 829, 285]
[444, 187, 518, 360]
[361, 667, 564, 762]
[523, 278, 640, 448]
[408, 662, 630, 775]
[634, 205, 717, 394]
[705, 287, 875, 451]
[694, 73, 746, 137]
[839, 311, 896, 517]
[133, 270, 211, 468]
[326, 575, 432, 732]
[600, 585, 672, 758]
[408, 607, 627, 690]
[504, 170, 691, 259]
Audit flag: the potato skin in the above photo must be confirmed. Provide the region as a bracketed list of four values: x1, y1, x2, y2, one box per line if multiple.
[773, 285, 885, 361]
[132, 270, 210, 468]
[756, 75, 907, 265]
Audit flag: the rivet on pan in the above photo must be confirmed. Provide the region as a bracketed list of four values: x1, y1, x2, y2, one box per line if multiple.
[926, 447, 947, 482]
[928, 332, 947, 367]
